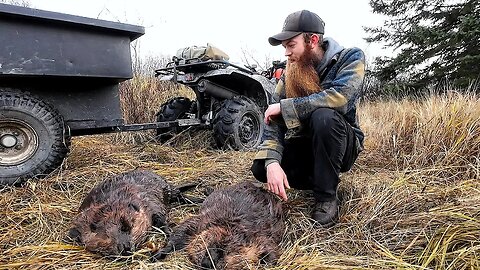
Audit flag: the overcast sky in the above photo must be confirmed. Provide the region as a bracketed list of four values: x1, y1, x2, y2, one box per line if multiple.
[28, 0, 387, 66]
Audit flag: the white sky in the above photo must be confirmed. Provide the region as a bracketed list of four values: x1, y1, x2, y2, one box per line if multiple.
[29, 0, 387, 67]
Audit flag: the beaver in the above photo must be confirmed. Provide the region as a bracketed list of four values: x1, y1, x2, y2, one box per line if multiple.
[68, 169, 191, 256]
[153, 181, 286, 269]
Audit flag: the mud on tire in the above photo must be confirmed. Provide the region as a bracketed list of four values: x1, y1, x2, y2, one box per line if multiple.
[213, 96, 264, 150]
[0, 89, 70, 186]
[155, 97, 194, 143]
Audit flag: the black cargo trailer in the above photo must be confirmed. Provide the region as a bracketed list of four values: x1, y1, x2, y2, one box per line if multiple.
[0, 3, 149, 185]
[0, 4, 275, 186]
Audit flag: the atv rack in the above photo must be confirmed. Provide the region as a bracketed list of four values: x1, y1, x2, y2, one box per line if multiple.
[154, 59, 255, 78]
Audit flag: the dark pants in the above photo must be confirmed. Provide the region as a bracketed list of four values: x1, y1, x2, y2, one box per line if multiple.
[251, 108, 358, 202]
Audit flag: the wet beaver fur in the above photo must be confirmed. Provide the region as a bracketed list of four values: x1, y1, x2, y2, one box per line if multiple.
[153, 181, 286, 269]
[68, 169, 189, 256]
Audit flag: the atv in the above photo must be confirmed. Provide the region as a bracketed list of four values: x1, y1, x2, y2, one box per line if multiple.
[154, 45, 275, 150]
[261, 60, 286, 83]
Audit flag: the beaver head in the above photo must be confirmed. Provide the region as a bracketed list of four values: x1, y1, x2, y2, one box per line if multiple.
[68, 197, 165, 256]
[67, 169, 186, 256]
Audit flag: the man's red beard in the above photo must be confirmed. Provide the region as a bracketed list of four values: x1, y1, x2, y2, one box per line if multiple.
[285, 46, 322, 98]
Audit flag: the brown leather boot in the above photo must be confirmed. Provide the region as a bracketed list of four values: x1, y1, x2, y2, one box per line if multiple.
[312, 199, 339, 227]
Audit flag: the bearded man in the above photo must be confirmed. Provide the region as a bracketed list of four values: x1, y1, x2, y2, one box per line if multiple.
[251, 10, 365, 227]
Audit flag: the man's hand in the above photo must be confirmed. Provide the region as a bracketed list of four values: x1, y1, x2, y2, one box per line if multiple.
[264, 103, 281, 125]
[266, 162, 290, 201]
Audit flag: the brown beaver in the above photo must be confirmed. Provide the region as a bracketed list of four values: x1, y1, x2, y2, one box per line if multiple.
[68, 169, 190, 256]
[152, 181, 286, 269]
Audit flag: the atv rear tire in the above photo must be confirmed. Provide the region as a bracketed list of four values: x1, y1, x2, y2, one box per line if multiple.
[155, 97, 194, 143]
[213, 96, 264, 150]
[0, 90, 70, 186]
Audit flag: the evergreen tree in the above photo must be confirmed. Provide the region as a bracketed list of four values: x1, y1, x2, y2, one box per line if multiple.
[365, 0, 480, 89]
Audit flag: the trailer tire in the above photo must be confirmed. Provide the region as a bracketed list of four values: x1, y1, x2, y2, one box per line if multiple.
[155, 97, 194, 143]
[213, 96, 264, 150]
[0, 90, 70, 186]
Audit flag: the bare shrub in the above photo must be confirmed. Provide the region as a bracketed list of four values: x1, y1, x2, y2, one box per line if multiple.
[0, 0, 30, 7]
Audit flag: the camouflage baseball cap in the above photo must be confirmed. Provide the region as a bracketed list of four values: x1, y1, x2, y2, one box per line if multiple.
[268, 10, 325, 46]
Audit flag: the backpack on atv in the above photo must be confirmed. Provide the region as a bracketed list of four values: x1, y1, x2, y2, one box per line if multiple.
[175, 43, 229, 62]
[154, 44, 275, 150]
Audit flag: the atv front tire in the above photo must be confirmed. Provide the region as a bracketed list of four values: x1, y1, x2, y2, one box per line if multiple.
[213, 96, 264, 150]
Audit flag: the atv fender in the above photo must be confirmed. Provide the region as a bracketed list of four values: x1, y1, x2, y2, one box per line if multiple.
[201, 69, 275, 109]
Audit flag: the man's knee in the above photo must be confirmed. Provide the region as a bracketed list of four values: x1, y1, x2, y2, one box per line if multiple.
[250, 160, 267, 183]
[309, 108, 345, 136]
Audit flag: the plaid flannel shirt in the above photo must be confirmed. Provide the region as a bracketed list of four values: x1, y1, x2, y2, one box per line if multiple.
[254, 38, 365, 166]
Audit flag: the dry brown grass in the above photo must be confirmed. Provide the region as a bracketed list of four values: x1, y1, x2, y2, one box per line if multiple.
[359, 91, 480, 180]
[1, 81, 478, 270]
[119, 76, 194, 125]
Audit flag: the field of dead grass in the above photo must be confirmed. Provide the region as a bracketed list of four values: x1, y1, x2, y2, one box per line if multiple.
[1, 78, 478, 270]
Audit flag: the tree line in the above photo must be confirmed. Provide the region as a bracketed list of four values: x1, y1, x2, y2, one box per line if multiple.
[365, 0, 479, 97]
